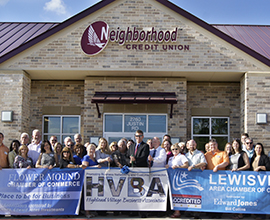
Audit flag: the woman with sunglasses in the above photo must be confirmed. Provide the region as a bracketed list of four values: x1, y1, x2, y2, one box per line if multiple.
[165, 143, 188, 218]
[109, 141, 118, 153]
[166, 143, 188, 169]
[60, 147, 85, 169]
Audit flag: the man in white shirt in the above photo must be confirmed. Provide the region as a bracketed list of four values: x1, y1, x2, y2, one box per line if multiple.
[148, 137, 166, 167]
[186, 139, 207, 171]
[28, 129, 42, 165]
[20, 132, 30, 146]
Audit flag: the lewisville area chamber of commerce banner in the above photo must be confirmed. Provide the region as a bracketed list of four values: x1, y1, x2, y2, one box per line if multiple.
[168, 168, 270, 214]
[0, 167, 270, 215]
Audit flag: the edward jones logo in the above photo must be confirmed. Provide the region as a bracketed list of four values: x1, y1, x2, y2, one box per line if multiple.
[81, 21, 109, 56]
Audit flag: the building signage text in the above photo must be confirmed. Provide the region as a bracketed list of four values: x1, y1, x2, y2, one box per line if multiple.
[81, 21, 189, 56]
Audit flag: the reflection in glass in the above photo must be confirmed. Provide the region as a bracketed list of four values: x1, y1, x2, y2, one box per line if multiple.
[214, 137, 228, 150]
[124, 115, 146, 133]
[148, 115, 166, 133]
[44, 117, 60, 133]
[63, 117, 79, 133]
[105, 115, 122, 132]
[193, 118, 209, 134]
[62, 135, 74, 144]
[108, 137, 123, 144]
[211, 118, 228, 134]
[193, 137, 210, 152]
[44, 135, 60, 142]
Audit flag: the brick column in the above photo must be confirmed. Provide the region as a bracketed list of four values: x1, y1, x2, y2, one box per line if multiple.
[241, 71, 270, 150]
[0, 70, 31, 143]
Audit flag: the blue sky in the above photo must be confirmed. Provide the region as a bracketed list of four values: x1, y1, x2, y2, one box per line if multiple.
[0, 0, 269, 25]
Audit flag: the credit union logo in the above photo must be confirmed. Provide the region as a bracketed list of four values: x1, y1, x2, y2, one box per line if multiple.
[81, 21, 109, 56]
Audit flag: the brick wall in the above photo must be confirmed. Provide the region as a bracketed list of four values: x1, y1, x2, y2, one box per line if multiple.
[0, 71, 31, 144]
[84, 77, 187, 141]
[242, 72, 270, 151]
[30, 81, 84, 140]
[7, 0, 263, 72]
[187, 82, 241, 142]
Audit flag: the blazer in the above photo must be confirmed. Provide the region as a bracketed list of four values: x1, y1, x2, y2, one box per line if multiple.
[128, 141, 149, 167]
[250, 154, 270, 171]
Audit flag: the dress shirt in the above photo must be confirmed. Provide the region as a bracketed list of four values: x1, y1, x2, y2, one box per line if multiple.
[185, 149, 207, 167]
[150, 146, 166, 167]
[243, 148, 254, 161]
[28, 141, 41, 165]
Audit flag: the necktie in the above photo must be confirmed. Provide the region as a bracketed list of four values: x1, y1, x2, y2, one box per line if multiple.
[134, 144, 139, 155]
[151, 149, 156, 167]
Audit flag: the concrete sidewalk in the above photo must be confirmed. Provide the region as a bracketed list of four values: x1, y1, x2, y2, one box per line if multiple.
[1, 212, 268, 219]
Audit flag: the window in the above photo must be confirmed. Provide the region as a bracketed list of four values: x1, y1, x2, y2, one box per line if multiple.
[192, 117, 229, 151]
[43, 115, 81, 143]
[104, 114, 167, 143]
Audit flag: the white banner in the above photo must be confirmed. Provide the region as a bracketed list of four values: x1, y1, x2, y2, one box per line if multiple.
[84, 167, 168, 211]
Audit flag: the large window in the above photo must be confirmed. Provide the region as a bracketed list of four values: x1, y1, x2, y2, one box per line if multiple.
[104, 114, 167, 144]
[192, 117, 230, 151]
[43, 115, 81, 143]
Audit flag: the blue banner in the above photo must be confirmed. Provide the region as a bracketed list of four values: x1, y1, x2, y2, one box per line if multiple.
[167, 168, 270, 214]
[0, 168, 84, 215]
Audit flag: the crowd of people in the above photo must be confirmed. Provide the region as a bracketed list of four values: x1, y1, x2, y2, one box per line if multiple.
[0, 130, 269, 219]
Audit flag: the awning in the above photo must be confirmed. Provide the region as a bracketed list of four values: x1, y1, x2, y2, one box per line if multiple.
[91, 92, 177, 118]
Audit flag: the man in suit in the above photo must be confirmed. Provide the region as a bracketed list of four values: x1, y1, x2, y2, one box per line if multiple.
[128, 130, 149, 218]
[129, 130, 149, 167]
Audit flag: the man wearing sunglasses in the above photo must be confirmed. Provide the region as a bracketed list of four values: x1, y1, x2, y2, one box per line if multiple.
[128, 130, 149, 167]
[243, 137, 254, 162]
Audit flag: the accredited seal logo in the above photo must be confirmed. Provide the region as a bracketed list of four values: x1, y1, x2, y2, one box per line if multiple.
[81, 21, 109, 56]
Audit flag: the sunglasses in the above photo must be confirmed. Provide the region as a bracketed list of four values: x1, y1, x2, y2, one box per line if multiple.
[63, 151, 70, 153]
[171, 148, 179, 151]
[246, 142, 253, 144]
[67, 144, 74, 147]
[135, 135, 143, 137]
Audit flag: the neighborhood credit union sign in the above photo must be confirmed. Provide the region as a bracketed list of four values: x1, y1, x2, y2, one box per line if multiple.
[81, 21, 189, 56]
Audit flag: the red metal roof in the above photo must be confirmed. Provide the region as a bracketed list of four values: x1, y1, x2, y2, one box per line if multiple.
[0, 22, 59, 57]
[213, 25, 270, 60]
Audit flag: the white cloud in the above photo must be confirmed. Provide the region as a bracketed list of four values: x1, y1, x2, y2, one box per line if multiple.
[0, 0, 9, 6]
[44, 0, 67, 15]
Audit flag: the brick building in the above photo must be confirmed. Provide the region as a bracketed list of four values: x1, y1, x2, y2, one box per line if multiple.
[1, 0, 270, 151]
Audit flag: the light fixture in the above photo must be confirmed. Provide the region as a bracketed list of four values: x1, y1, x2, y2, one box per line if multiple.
[256, 113, 267, 124]
[1, 111, 13, 122]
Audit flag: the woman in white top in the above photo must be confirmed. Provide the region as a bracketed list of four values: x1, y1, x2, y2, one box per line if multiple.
[166, 143, 188, 169]
[165, 143, 188, 218]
